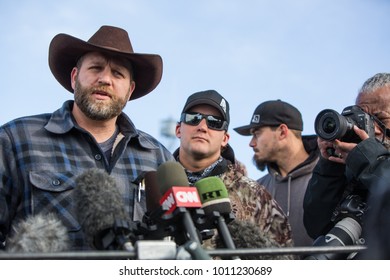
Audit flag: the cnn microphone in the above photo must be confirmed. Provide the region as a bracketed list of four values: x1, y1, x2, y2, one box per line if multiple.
[6, 213, 70, 253]
[194, 176, 239, 259]
[156, 161, 203, 245]
[75, 168, 135, 251]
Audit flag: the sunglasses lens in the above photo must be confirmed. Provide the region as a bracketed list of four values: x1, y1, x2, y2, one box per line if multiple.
[181, 113, 226, 130]
[206, 115, 224, 129]
[184, 113, 203, 125]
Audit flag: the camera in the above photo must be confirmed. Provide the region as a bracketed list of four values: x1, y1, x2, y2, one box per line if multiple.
[306, 195, 367, 260]
[314, 105, 375, 143]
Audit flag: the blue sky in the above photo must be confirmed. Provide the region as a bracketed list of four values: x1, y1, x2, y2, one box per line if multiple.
[1, 0, 390, 178]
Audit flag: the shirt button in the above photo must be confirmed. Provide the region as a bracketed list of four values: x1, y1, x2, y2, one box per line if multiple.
[52, 179, 61, 186]
[94, 154, 102, 161]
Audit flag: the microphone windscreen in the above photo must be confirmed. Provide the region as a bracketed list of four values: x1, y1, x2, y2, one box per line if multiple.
[194, 176, 231, 215]
[74, 168, 128, 244]
[215, 219, 293, 260]
[156, 161, 189, 193]
[6, 213, 70, 253]
[144, 171, 161, 213]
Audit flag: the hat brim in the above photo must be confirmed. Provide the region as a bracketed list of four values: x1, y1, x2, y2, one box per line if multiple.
[48, 33, 163, 100]
[233, 124, 260, 136]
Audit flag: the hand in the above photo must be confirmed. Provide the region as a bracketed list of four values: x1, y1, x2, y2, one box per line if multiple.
[352, 125, 370, 141]
[317, 137, 336, 160]
[326, 126, 369, 164]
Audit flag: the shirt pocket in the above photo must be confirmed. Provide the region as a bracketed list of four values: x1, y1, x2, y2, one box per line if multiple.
[29, 170, 81, 232]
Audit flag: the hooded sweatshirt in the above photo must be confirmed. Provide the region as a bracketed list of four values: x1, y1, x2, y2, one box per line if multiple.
[257, 135, 319, 247]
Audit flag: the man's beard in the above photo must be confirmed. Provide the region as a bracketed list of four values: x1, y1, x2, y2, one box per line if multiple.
[74, 79, 129, 121]
[252, 155, 267, 172]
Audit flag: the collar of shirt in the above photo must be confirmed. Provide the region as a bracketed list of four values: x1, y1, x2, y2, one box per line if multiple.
[43, 100, 160, 150]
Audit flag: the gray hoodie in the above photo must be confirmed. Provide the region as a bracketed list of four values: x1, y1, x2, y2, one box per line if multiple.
[257, 135, 319, 247]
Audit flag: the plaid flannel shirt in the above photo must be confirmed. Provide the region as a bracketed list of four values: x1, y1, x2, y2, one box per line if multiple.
[0, 100, 174, 250]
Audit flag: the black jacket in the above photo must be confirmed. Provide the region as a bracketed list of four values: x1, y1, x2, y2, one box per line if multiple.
[303, 138, 390, 244]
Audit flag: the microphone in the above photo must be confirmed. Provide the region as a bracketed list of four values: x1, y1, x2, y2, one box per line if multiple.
[75, 168, 135, 251]
[140, 169, 176, 240]
[6, 213, 70, 253]
[156, 161, 190, 195]
[144, 170, 161, 214]
[194, 176, 232, 215]
[194, 176, 239, 259]
[215, 219, 294, 260]
[155, 161, 203, 244]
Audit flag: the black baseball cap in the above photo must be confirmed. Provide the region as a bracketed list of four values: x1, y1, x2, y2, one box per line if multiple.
[234, 99, 303, 135]
[181, 90, 230, 125]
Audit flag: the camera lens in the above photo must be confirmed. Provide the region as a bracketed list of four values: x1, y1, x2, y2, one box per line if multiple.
[322, 117, 337, 134]
[306, 217, 363, 260]
[314, 109, 349, 141]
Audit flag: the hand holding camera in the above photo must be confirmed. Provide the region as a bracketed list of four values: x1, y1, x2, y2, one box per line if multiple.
[314, 105, 375, 162]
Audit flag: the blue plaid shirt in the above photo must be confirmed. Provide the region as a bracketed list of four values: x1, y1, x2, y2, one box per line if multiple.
[0, 100, 174, 250]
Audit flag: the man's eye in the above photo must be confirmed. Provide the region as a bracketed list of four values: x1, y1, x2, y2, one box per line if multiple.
[89, 65, 102, 70]
[113, 70, 124, 77]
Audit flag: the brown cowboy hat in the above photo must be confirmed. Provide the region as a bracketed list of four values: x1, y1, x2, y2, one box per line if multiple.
[48, 25, 163, 100]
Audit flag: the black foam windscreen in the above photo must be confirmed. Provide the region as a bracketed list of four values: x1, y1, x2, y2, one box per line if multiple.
[215, 219, 294, 260]
[74, 168, 130, 248]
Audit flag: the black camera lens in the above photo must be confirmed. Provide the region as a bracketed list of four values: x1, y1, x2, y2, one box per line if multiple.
[314, 109, 349, 141]
[322, 117, 337, 134]
[315, 105, 375, 143]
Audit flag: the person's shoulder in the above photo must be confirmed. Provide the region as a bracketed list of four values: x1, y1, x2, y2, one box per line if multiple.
[136, 129, 174, 156]
[222, 164, 273, 197]
[1, 113, 52, 130]
[136, 129, 164, 144]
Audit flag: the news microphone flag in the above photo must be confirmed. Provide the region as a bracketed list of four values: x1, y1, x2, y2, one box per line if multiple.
[159, 186, 202, 214]
[194, 176, 231, 215]
[156, 161, 203, 245]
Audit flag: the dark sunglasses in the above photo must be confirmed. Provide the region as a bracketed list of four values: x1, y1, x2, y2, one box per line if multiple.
[180, 112, 228, 131]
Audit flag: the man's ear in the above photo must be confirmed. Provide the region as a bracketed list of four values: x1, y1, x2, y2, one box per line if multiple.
[70, 67, 78, 90]
[175, 122, 181, 138]
[128, 81, 136, 95]
[222, 131, 230, 147]
[278, 124, 289, 139]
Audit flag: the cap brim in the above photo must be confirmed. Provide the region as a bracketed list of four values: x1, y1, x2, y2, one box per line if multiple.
[48, 33, 162, 100]
[233, 124, 256, 136]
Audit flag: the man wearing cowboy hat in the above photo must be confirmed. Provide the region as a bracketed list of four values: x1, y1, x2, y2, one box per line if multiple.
[0, 26, 174, 251]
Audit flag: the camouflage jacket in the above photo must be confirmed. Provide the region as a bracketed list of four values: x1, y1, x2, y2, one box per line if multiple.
[213, 161, 293, 247]
[173, 145, 293, 251]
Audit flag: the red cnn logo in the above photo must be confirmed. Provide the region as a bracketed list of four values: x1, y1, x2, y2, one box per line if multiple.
[159, 187, 202, 214]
